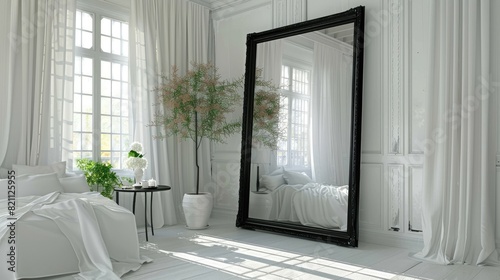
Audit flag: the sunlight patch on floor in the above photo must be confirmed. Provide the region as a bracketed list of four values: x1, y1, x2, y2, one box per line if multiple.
[143, 234, 427, 279]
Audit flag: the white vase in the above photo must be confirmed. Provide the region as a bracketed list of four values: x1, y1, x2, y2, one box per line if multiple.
[182, 192, 213, 229]
[134, 168, 144, 184]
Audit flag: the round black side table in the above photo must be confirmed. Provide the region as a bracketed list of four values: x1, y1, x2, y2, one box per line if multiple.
[114, 185, 171, 241]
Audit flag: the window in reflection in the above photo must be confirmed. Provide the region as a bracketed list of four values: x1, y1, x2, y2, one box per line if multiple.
[277, 65, 311, 169]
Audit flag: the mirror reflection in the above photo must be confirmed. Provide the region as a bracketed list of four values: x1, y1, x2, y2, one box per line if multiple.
[248, 23, 354, 231]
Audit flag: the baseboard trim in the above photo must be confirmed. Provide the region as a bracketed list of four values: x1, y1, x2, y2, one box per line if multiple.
[359, 228, 424, 251]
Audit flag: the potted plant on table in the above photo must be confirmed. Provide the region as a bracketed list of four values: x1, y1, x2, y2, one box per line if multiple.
[76, 159, 120, 199]
[150, 62, 242, 229]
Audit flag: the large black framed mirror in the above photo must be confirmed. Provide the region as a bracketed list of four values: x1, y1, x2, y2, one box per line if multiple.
[236, 6, 365, 247]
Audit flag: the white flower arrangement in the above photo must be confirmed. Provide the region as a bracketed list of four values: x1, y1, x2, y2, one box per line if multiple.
[125, 141, 148, 169]
[125, 157, 148, 169]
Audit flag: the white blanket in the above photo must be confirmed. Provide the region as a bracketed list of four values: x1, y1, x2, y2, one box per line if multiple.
[269, 183, 349, 230]
[0, 192, 151, 279]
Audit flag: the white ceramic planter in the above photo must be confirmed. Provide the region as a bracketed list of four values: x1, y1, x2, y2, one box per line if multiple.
[182, 192, 213, 229]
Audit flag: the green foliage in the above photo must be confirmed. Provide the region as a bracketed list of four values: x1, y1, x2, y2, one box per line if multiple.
[76, 159, 121, 199]
[252, 70, 285, 150]
[128, 150, 143, 158]
[151, 62, 243, 145]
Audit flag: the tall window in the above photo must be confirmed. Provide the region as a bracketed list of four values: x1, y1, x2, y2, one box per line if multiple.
[73, 9, 130, 169]
[277, 64, 311, 168]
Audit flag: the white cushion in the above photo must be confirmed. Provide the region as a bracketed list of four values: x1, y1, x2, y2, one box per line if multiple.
[268, 167, 284, 176]
[13, 161, 66, 178]
[17, 173, 64, 197]
[0, 167, 8, 179]
[58, 174, 91, 193]
[283, 170, 313, 185]
[259, 174, 285, 191]
[0, 179, 8, 200]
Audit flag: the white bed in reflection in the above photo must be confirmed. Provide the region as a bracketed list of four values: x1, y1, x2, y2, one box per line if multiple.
[250, 169, 349, 230]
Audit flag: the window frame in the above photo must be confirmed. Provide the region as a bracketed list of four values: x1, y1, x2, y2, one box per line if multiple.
[278, 60, 312, 169]
[73, 1, 130, 170]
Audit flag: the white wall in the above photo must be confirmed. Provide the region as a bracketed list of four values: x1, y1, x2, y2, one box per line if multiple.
[211, 0, 500, 250]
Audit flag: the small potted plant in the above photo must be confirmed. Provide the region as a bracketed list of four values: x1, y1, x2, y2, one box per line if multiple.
[76, 159, 120, 199]
[150, 62, 242, 229]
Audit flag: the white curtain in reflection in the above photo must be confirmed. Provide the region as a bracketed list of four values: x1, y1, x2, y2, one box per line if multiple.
[311, 43, 352, 186]
[129, 0, 210, 226]
[253, 40, 283, 179]
[0, 0, 76, 168]
[415, 0, 499, 265]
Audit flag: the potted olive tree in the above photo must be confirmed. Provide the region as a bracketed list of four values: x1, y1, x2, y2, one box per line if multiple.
[150, 62, 242, 229]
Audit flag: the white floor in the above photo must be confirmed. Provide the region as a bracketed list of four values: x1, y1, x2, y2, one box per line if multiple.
[46, 214, 500, 280]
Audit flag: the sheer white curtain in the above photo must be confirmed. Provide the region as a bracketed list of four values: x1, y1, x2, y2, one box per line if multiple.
[252, 40, 282, 179]
[129, 0, 210, 226]
[0, 0, 75, 168]
[311, 43, 352, 186]
[415, 0, 499, 265]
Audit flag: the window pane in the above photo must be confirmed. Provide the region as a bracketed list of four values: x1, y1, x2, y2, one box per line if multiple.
[73, 133, 81, 150]
[74, 76, 82, 93]
[75, 56, 81, 75]
[112, 38, 121, 55]
[112, 63, 121, 80]
[82, 133, 93, 150]
[75, 30, 82, 48]
[112, 21, 121, 38]
[122, 117, 129, 133]
[101, 116, 111, 133]
[112, 135, 121, 150]
[121, 136, 129, 150]
[82, 58, 93, 76]
[101, 79, 111, 96]
[121, 65, 128, 82]
[112, 81, 121, 97]
[73, 113, 81, 131]
[121, 83, 128, 99]
[101, 18, 111, 36]
[101, 61, 111, 79]
[73, 94, 82, 112]
[101, 134, 111, 150]
[82, 114, 92, 132]
[82, 95, 92, 113]
[112, 99, 120, 115]
[82, 152, 93, 159]
[122, 42, 128, 57]
[122, 23, 129, 40]
[111, 117, 120, 133]
[82, 77, 93, 94]
[82, 12, 93, 31]
[121, 100, 128, 116]
[82, 31, 93, 49]
[76, 11, 82, 29]
[101, 97, 111, 115]
[101, 36, 111, 53]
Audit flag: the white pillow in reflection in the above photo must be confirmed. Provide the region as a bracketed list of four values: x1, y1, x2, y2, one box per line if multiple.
[260, 174, 285, 191]
[283, 170, 313, 185]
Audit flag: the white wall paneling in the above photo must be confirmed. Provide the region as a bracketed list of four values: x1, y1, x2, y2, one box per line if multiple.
[272, 0, 307, 27]
[387, 0, 403, 155]
[408, 165, 423, 232]
[359, 163, 384, 230]
[386, 164, 403, 231]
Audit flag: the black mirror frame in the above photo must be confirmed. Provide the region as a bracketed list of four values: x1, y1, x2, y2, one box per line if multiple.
[236, 6, 365, 247]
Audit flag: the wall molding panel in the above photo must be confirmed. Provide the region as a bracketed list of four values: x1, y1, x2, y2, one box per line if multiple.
[272, 0, 307, 28]
[386, 164, 404, 231]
